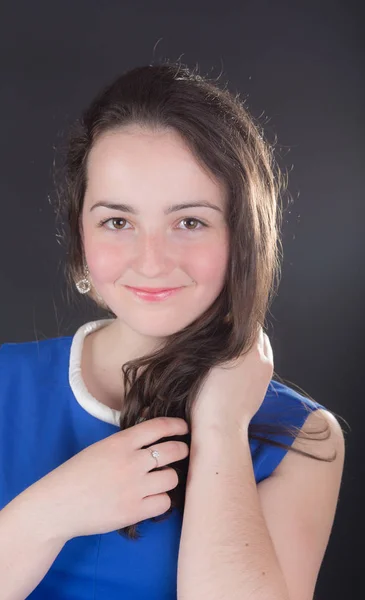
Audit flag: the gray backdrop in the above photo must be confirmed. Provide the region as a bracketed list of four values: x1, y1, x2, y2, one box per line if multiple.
[1, 1, 363, 597]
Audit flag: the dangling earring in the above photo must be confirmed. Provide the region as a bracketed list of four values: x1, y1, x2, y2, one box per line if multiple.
[75, 265, 91, 294]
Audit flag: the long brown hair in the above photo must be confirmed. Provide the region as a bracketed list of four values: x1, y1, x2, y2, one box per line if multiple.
[54, 60, 344, 540]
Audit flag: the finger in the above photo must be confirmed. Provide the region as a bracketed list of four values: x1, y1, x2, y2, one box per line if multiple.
[140, 440, 189, 472]
[130, 417, 189, 450]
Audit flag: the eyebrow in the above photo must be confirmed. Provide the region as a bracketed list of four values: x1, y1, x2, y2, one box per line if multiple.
[89, 200, 223, 215]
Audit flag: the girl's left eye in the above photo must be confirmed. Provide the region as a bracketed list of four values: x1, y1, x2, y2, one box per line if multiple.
[97, 217, 209, 231]
[178, 218, 208, 230]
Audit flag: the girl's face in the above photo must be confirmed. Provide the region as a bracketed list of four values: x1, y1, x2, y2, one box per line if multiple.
[81, 126, 230, 338]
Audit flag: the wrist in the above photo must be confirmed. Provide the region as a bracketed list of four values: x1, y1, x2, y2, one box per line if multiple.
[14, 476, 71, 546]
[189, 420, 253, 480]
[192, 415, 250, 443]
[191, 419, 251, 463]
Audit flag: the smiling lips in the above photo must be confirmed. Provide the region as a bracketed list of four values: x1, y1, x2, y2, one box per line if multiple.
[125, 286, 182, 293]
[125, 285, 184, 302]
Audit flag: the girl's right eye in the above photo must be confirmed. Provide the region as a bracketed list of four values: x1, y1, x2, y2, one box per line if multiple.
[97, 218, 128, 230]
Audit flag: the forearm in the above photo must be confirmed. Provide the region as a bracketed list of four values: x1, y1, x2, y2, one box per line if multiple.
[177, 425, 290, 600]
[0, 484, 67, 600]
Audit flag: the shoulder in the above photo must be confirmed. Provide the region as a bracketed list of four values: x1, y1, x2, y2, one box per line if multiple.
[0, 335, 75, 427]
[0, 335, 73, 381]
[0, 334, 72, 357]
[266, 377, 345, 465]
[277, 407, 345, 474]
[250, 377, 345, 482]
[252, 377, 326, 443]
[266, 378, 345, 467]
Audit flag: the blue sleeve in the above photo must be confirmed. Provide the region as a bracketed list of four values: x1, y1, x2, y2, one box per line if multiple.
[250, 379, 327, 483]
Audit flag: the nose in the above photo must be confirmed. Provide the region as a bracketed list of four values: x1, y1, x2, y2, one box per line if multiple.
[133, 231, 174, 277]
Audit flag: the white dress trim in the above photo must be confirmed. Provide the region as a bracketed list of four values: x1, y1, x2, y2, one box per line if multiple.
[68, 319, 122, 426]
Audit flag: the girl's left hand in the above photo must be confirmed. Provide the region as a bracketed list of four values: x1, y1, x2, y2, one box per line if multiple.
[191, 326, 274, 433]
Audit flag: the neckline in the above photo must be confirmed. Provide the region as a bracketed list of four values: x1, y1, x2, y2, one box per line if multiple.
[68, 318, 122, 427]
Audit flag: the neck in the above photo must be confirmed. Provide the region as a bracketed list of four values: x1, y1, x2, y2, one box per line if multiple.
[80, 318, 164, 411]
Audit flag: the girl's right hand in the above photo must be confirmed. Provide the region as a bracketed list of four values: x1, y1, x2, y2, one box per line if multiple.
[27, 417, 189, 541]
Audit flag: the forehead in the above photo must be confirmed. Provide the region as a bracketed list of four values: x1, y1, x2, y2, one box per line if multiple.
[85, 126, 226, 204]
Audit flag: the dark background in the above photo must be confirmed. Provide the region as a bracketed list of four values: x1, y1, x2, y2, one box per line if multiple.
[0, 1, 363, 597]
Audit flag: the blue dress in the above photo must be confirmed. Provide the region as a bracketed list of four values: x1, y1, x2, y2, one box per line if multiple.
[0, 320, 325, 599]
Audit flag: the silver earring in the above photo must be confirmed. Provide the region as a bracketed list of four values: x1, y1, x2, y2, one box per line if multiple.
[75, 265, 91, 294]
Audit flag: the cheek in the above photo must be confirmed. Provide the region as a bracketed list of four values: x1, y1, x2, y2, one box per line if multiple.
[84, 240, 126, 283]
[185, 241, 229, 286]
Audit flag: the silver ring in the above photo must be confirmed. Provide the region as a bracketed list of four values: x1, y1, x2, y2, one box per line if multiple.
[150, 448, 160, 468]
